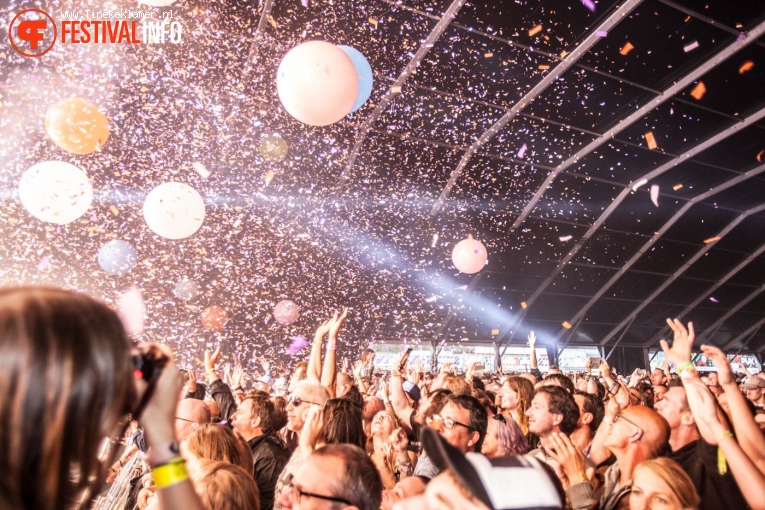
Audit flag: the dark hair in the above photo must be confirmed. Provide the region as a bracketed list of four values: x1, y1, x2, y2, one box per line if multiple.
[446, 393, 488, 451]
[422, 388, 453, 421]
[472, 376, 485, 392]
[192, 459, 261, 510]
[271, 396, 288, 432]
[243, 394, 276, 434]
[636, 382, 655, 409]
[311, 444, 383, 510]
[574, 390, 604, 432]
[320, 399, 366, 449]
[544, 373, 575, 395]
[534, 386, 580, 435]
[0, 287, 135, 510]
[343, 384, 365, 410]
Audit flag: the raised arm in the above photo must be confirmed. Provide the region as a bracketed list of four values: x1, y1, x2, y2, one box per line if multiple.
[204, 347, 238, 420]
[321, 307, 348, 394]
[529, 331, 538, 370]
[308, 316, 333, 383]
[684, 378, 765, 510]
[702, 344, 765, 474]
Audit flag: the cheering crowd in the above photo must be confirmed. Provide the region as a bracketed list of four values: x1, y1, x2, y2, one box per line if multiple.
[4, 287, 765, 510]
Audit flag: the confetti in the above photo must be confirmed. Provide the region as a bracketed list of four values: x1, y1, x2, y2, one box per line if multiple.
[644, 132, 657, 150]
[620, 42, 634, 55]
[704, 237, 721, 244]
[37, 256, 50, 271]
[431, 234, 439, 248]
[484, 52, 494, 58]
[192, 162, 210, 179]
[709, 297, 719, 303]
[517, 143, 527, 158]
[390, 86, 401, 93]
[596, 31, 608, 37]
[562, 321, 572, 329]
[491, 329, 499, 335]
[673, 183, 683, 190]
[739, 61, 755, 74]
[521, 302, 528, 309]
[559, 235, 573, 242]
[650, 185, 659, 207]
[528, 25, 542, 37]
[683, 41, 699, 52]
[287, 335, 308, 355]
[757, 150, 763, 162]
[690, 82, 706, 100]
[368, 17, 378, 27]
[109, 205, 120, 216]
[538, 65, 550, 70]
[117, 287, 146, 337]
[632, 178, 648, 191]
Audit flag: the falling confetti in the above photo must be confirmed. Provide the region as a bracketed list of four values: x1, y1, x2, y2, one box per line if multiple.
[632, 178, 648, 191]
[704, 237, 721, 244]
[620, 42, 634, 55]
[650, 185, 659, 207]
[287, 335, 308, 355]
[690, 82, 706, 100]
[739, 61, 755, 74]
[683, 41, 699, 52]
[517, 143, 527, 158]
[673, 184, 684, 191]
[562, 321, 572, 329]
[528, 25, 543, 37]
[192, 162, 210, 179]
[580, 0, 596, 12]
[709, 297, 719, 303]
[117, 287, 146, 337]
[521, 302, 528, 309]
[559, 235, 573, 242]
[596, 31, 608, 37]
[644, 132, 658, 150]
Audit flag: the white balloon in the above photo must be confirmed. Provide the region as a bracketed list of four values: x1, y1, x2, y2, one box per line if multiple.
[18, 161, 93, 224]
[452, 237, 488, 274]
[138, 0, 176, 6]
[143, 182, 205, 239]
[274, 300, 300, 326]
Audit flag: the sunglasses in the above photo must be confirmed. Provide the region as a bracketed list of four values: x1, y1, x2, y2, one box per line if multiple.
[492, 414, 506, 424]
[287, 395, 321, 407]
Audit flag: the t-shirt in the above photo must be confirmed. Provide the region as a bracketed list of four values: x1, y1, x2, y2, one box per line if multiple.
[273, 450, 306, 510]
[412, 452, 439, 479]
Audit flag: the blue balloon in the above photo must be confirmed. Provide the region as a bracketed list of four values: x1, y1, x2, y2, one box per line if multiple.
[338, 45, 373, 114]
[98, 240, 137, 275]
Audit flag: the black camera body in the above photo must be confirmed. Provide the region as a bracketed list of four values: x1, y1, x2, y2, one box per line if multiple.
[131, 344, 169, 382]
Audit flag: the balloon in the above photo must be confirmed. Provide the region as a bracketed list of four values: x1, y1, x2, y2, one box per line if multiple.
[18, 160, 93, 224]
[201, 305, 227, 331]
[143, 182, 205, 239]
[274, 300, 300, 326]
[174, 279, 200, 301]
[260, 134, 288, 162]
[45, 98, 109, 154]
[338, 45, 373, 113]
[277, 41, 358, 126]
[98, 240, 137, 275]
[138, 0, 176, 5]
[117, 287, 146, 336]
[452, 236, 488, 274]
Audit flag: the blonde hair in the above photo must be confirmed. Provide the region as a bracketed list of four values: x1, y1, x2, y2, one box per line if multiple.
[503, 376, 535, 435]
[441, 376, 472, 395]
[184, 424, 254, 474]
[634, 458, 700, 509]
[191, 459, 261, 510]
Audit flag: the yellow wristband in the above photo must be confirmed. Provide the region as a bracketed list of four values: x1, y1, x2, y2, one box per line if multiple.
[152, 458, 188, 488]
[718, 430, 734, 442]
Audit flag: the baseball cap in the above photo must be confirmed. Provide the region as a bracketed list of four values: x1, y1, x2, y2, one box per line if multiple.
[402, 380, 421, 402]
[743, 377, 765, 390]
[421, 427, 564, 510]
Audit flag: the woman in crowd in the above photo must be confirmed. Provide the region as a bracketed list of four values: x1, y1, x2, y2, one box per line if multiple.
[367, 410, 418, 489]
[481, 413, 529, 458]
[0, 286, 204, 510]
[182, 423, 254, 474]
[630, 458, 700, 510]
[499, 376, 535, 438]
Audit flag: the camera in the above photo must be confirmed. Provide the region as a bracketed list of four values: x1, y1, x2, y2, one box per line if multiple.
[131, 344, 169, 382]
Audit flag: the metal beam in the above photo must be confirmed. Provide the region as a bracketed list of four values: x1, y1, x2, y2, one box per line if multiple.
[597, 203, 765, 346]
[335, 0, 468, 186]
[495, 103, 765, 352]
[508, 18, 765, 231]
[428, 0, 644, 216]
[606, 316, 636, 360]
[729, 322, 765, 352]
[695, 283, 765, 345]
[549, 162, 765, 345]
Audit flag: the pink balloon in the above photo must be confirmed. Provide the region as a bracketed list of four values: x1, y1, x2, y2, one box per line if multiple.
[277, 41, 359, 126]
[274, 299, 300, 326]
[452, 237, 488, 274]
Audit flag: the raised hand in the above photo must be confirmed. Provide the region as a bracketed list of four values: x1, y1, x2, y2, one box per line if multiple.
[231, 363, 245, 389]
[528, 331, 537, 347]
[299, 406, 324, 455]
[660, 318, 694, 368]
[546, 432, 589, 490]
[353, 360, 364, 379]
[701, 344, 734, 386]
[186, 369, 197, 393]
[329, 307, 349, 338]
[388, 427, 409, 452]
[204, 346, 221, 372]
[314, 316, 333, 341]
[684, 378, 728, 444]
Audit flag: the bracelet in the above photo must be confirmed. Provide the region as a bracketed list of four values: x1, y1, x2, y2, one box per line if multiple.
[676, 362, 695, 373]
[608, 382, 620, 395]
[206, 369, 217, 375]
[152, 458, 188, 488]
[578, 470, 587, 482]
[718, 430, 734, 442]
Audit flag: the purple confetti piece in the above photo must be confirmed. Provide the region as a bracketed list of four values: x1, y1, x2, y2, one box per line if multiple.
[301, 0, 309, 7]
[709, 297, 719, 303]
[517, 143, 527, 158]
[596, 30, 607, 37]
[37, 255, 49, 271]
[581, 0, 596, 12]
[288, 335, 308, 355]
[737, 32, 747, 41]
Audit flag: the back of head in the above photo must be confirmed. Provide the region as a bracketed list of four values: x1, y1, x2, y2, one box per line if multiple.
[626, 406, 670, 457]
[320, 398, 366, 449]
[184, 423, 254, 474]
[271, 396, 288, 431]
[441, 376, 472, 395]
[543, 373, 575, 395]
[294, 380, 330, 406]
[176, 398, 212, 440]
[0, 287, 135, 510]
[190, 458, 261, 510]
[311, 444, 383, 510]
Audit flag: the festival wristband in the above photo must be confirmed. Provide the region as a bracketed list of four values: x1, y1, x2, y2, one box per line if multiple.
[152, 458, 188, 488]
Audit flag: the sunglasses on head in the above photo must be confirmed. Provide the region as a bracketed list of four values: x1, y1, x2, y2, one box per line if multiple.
[492, 414, 506, 424]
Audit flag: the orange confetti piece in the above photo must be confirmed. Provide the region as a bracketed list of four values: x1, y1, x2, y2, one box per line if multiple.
[539, 65, 550, 70]
[528, 24, 542, 37]
[264, 170, 276, 185]
[390, 86, 401, 93]
[673, 183, 683, 191]
[521, 301, 528, 309]
[562, 321, 572, 329]
[560, 50, 568, 58]
[739, 61, 754, 74]
[368, 17, 378, 27]
[644, 131, 658, 150]
[484, 52, 494, 58]
[757, 149, 764, 162]
[704, 237, 721, 244]
[690, 81, 706, 100]
[620, 42, 634, 55]
[491, 329, 499, 335]
[109, 205, 119, 216]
